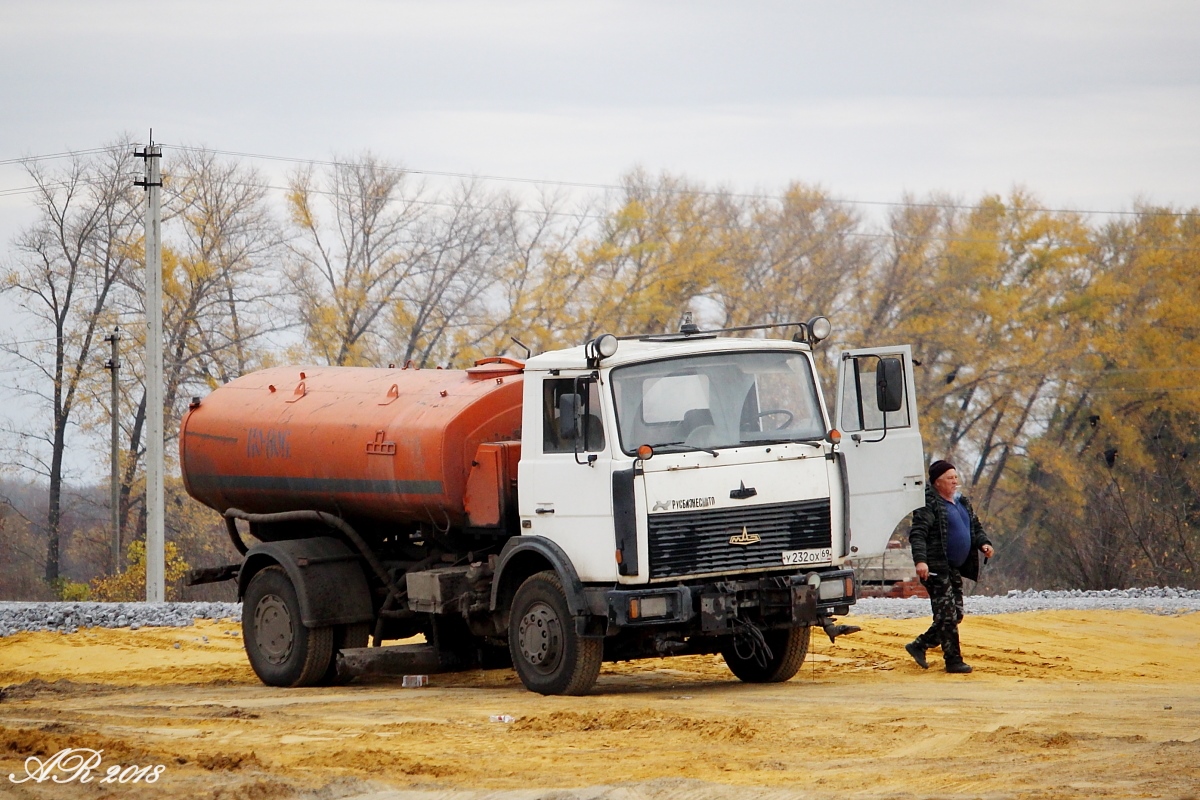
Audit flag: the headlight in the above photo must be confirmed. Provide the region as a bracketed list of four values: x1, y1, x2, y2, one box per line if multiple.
[629, 595, 670, 619]
[818, 575, 855, 601]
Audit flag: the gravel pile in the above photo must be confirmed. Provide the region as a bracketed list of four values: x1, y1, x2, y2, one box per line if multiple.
[1, 588, 1198, 637]
[0, 602, 240, 638]
[853, 587, 1200, 619]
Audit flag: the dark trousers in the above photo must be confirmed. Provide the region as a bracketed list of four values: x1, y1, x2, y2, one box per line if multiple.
[915, 568, 965, 664]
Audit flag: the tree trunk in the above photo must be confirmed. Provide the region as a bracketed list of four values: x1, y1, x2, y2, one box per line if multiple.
[44, 426, 65, 584]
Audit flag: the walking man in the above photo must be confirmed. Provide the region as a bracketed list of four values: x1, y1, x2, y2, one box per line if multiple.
[905, 460, 995, 674]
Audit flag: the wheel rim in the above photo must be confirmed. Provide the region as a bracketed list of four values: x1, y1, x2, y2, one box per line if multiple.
[254, 593, 295, 665]
[517, 600, 563, 674]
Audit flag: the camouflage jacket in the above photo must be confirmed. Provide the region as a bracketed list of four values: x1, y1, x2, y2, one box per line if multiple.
[908, 485, 992, 581]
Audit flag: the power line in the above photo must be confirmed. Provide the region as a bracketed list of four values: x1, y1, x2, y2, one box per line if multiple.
[0, 185, 50, 198]
[3, 141, 1198, 220]
[226, 178, 1200, 251]
[0, 172, 141, 199]
[0, 147, 113, 167]
[5, 145, 1200, 250]
[6, 171, 1200, 251]
[162, 143, 1200, 221]
[1, 335, 66, 347]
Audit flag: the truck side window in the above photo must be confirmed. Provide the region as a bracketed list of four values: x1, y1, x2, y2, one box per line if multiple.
[543, 378, 605, 454]
[840, 356, 910, 433]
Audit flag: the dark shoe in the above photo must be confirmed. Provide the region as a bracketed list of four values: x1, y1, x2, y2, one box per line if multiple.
[945, 661, 973, 674]
[905, 641, 929, 669]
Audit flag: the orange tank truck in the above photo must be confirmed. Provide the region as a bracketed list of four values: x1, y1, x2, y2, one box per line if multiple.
[179, 321, 923, 697]
[180, 359, 524, 531]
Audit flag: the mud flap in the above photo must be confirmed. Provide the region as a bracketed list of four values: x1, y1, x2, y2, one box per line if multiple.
[239, 538, 373, 628]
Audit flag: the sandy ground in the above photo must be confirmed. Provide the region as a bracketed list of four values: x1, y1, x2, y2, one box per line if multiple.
[2, 610, 1198, 800]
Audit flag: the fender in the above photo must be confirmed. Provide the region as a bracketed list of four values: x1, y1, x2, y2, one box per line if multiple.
[238, 537, 373, 628]
[490, 535, 589, 619]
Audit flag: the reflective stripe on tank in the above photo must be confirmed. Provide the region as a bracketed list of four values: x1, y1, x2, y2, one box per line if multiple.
[186, 475, 444, 495]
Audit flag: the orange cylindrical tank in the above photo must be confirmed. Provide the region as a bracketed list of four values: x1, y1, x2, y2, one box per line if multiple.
[179, 360, 524, 529]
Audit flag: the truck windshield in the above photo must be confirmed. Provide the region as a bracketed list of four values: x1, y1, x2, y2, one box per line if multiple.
[610, 350, 826, 455]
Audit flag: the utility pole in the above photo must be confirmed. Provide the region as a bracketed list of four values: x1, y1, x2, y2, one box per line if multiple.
[136, 136, 165, 603]
[103, 327, 121, 573]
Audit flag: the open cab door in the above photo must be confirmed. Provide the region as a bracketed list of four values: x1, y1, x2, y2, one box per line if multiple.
[835, 345, 926, 558]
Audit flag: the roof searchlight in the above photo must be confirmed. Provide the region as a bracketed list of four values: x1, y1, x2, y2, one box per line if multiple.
[585, 333, 619, 367]
[807, 316, 832, 344]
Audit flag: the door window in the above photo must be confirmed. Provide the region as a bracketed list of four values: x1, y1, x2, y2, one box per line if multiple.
[839, 355, 911, 433]
[542, 378, 606, 454]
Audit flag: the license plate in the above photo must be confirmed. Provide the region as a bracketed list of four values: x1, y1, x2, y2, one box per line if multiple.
[781, 547, 832, 566]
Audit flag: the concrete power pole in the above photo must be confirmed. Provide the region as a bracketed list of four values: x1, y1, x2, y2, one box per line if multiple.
[136, 139, 165, 603]
[103, 327, 121, 573]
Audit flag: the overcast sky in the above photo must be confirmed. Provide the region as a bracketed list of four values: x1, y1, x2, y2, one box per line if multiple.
[2, 0, 1198, 481]
[2, 0, 1199, 234]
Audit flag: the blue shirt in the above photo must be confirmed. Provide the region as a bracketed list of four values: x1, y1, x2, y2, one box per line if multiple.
[943, 497, 972, 568]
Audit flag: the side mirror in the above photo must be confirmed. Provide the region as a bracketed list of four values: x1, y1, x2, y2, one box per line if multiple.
[557, 393, 580, 439]
[876, 357, 904, 413]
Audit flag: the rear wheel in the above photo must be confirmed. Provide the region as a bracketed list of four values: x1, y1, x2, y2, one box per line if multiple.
[322, 622, 371, 685]
[721, 625, 810, 683]
[242, 566, 334, 687]
[508, 571, 602, 696]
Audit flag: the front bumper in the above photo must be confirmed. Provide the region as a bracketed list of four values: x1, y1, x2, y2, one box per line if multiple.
[594, 568, 856, 632]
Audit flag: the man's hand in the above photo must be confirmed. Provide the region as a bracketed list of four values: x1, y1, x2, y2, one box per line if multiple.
[981, 544, 995, 559]
[915, 561, 929, 580]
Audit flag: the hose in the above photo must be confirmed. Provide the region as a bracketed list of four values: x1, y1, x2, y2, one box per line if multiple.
[224, 516, 248, 556]
[731, 617, 774, 668]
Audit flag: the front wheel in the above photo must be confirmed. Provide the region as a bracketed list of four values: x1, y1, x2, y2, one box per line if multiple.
[508, 571, 602, 695]
[242, 565, 334, 687]
[721, 625, 810, 683]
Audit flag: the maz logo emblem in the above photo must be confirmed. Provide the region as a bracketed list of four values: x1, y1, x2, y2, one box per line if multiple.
[728, 527, 761, 546]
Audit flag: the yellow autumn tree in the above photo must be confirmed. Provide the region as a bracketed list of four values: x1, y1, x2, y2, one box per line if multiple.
[715, 182, 871, 334]
[1014, 204, 1200, 588]
[849, 192, 1093, 511]
[286, 155, 420, 366]
[515, 170, 739, 348]
[90, 539, 191, 601]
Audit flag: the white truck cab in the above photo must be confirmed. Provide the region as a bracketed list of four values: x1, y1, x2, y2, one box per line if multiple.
[496, 320, 924, 693]
[518, 326, 923, 584]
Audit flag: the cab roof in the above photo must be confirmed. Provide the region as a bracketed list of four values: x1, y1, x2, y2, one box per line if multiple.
[524, 335, 814, 372]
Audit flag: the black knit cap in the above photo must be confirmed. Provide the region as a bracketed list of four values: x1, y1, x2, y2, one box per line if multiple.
[928, 459, 956, 484]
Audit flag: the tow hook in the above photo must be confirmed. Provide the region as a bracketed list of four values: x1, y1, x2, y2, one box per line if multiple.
[653, 635, 689, 655]
[820, 618, 862, 644]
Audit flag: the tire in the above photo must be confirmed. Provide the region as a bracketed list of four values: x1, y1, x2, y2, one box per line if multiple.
[322, 622, 371, 685]
[242, 565, 334, 687]
[721, 625, 810, 683]
[508, 571, 602, 696]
